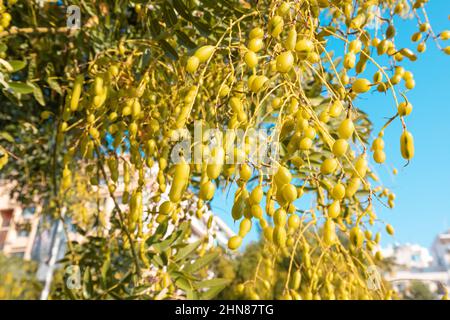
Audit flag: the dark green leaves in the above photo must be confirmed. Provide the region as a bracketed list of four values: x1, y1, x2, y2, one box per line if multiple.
[158, 40, 179, 60]
[7, 81, 34, 94]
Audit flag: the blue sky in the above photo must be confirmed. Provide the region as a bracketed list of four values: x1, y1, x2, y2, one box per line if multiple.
[211, 2, 450, 250]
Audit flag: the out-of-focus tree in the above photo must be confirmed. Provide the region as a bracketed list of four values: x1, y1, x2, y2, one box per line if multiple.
[0, 253, 42, 300]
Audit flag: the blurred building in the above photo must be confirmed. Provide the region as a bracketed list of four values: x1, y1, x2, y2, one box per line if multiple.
[430, 230, 450, 271]
[0, 182, 40, 259]
[382, 233, 450, 297]
[382, 243, 433, 270]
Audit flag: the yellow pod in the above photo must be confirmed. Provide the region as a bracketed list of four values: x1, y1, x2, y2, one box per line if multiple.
[269, 15, 284, 37]
[70, 75, 84, 111]
[276, 51, 294, 73]
[247, 38, 264, 53]
[263, 226, 273, 242]
[232, 189, 248, 221]
[244, 51, 258, 68]
[386, 224, 395, 236]
[285, 27, 297, 51]
[345, 177, 361, 198]
[353, 154, 368, 178]
[250, 75, 269, 93]
[338, 118, 355, 139]
[281, 184, 297, 202]
[332, 139, 349, 157]
[250, 185, 263, 204]
[93, 74, 104, 96]
[129, 190, 142, 226]
[168, 162, 190, 203]
[400, 130, 414, 160]
[239, 218, 252, 237]
[352, 78, 371, 94]
[159, 200, 174, 215]
[274, 165, 292, 187]
[251, 204, 263, 219]
[332, 183, 346, 200]
[206, 147, 225, 179]
[199, 180, 216, 201]
[194, 45, 215, 63]
[328, 201, 340, 219]
[323, 218, 336, 246]
[228, 235, 242, 250]
[131, 99, 141, 119]
[186, 56, 200, 73]
[273, 226, 287, 247]
[287, 214, 300, 230]
[320, 158, 338, 175]
[249, 27, 264, 39]
[295, 39, 314, 59]
[290, 270, 301, 290]
[350, 226, 364, 248]
[274, 208, 287, 226]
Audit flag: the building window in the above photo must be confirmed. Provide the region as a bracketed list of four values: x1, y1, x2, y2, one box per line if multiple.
[11, 251, 24, 259]
[0, 210, 13, 250]
[22, 207, 36, 218]
[17, 229, 30, 238]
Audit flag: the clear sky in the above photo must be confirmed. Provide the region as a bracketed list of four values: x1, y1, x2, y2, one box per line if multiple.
[211, 1, 450, 250]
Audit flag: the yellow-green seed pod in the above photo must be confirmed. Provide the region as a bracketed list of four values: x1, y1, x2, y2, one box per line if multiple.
[70, 75, 84, 111]
[186, 56, 200, 73]
[273, 226, 287, 247]
[199, 180, 216, 201]
[289, 270, 301, 290]
[244, 51, 258, 68]
[129, 190, 142, 228]
[269, 16, 284, 37]
[207, 147, 225, 179]
[194, 45, 215, 63]
[328, 201, 340, 219]
[323, 218, 336, 246]
[288, 214, 300, 230]
[400, 130, 414, 160]
[168, 162, 190, 203]
[239, 218, 252, 237]
[159, 200, 174, 215]
[285, 27, 297, 51]
[274, 208, 287, 226]
[350, 226, 364, 248]
[386, 224, 395, 235]
[228, 235, 242, 250]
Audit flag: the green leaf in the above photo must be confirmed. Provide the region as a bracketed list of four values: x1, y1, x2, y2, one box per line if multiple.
[9, 60, 27, 72]
[186, 289, 199, 300]
[175, 276, 194, 291]
[158, 40, 179, 61]
[0, 132, 14, 143]
[191, 19, 211, 35]
[32, 84, 45, 106]
[82, 267, 93, 299]
[194, 278, 230, 289]
[175, 30, 196, 49]
[46, 77, 62, 95]
[174, 240, 201, 262]
[163, 4, 178, 27]
[172, 0, 191, 21]
[184, 252, 218, 273]
[200, 285, 226, 300]
[8, 81, 34, 94]
[149, 18, 162, 38]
